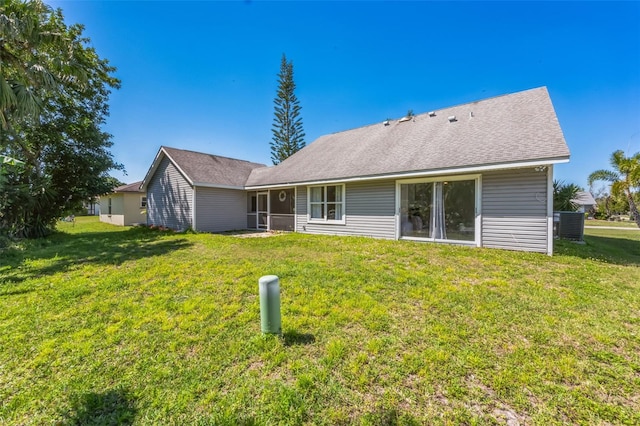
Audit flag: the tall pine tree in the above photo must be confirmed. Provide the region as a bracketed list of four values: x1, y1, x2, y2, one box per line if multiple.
[270, 54, 305, 165]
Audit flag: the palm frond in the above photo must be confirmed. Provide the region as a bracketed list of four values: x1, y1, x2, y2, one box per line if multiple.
[12, 82, 41, 118]
[610, 150, 626, 169]
[628, 152, 640, 188]
[588, 169, 619, 185]
[611, 181, 626, 197]
[0, 77, 18, 112]
[553, 180, 581, 211]
[1, 154, 25, 166]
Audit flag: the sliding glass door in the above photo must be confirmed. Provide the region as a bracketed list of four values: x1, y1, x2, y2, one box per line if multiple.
[399, 177, 477, 243]
[400, 183, 433, 238]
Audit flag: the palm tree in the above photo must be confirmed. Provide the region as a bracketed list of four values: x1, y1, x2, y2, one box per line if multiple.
[589, 150, 640, 228]
[0, 0, 86, 129]
[553, 180, 580, 211]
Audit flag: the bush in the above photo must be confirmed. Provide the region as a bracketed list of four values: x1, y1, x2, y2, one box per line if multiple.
[594, 210, 608, 220]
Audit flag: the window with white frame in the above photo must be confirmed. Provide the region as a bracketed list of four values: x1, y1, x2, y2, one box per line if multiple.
[308, 184, 345, 222]
[398, 175, 479, 243]
[140, 196, 147, 208]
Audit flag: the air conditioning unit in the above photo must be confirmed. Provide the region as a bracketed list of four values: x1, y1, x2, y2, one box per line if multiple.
[556, 212, 585, 241]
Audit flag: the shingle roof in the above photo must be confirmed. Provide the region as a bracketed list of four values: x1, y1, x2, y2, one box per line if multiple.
[114, 181, 143, 192]
[246, 87, 570, 187]
[572, 191, 596, 206]
[151, 146, 266, 188]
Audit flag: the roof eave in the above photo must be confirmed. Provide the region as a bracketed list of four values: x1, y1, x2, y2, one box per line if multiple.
[140, 146, 195, 191]
[245, 156, 570, 190]
[193, 182, 246, 190]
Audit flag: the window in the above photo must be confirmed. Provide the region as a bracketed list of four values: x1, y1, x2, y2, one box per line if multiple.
[140, 196, 147, 208]
[108, 197, 112, 215]
[399, 176, 477, 243]
[308, 184, 345, 223]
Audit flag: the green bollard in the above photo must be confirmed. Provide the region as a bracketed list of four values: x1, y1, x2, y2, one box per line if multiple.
[259, 275, 282, 335]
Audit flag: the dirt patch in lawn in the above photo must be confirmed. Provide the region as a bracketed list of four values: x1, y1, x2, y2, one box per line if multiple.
[223, 230, 285, 238]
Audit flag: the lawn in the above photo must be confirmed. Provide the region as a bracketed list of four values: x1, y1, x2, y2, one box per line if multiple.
[585, 219, 640, 229]
[1, 217, 639, 425]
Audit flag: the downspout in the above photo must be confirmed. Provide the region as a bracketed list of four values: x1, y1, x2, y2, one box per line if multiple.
[394, 181, 400, 240]
[476, 175, 482, 247]
[546, 165, 554, 256]
[192, 186, 197, 232]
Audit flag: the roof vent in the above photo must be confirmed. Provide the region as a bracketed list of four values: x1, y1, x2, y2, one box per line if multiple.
[399, 109, 415, 123]
[448, 116, 457, 122]
[469, 111, 474, 118]
[428, 111, 436, 117]
[383, 119, 390, 126]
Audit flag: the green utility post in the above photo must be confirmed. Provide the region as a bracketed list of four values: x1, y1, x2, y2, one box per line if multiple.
[259, 275, 282, 335]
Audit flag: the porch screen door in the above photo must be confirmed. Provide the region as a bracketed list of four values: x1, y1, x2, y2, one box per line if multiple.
[257, 192, 268, 229]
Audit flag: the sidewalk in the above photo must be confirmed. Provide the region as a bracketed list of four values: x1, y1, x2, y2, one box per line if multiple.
[584, 225, 640, 230]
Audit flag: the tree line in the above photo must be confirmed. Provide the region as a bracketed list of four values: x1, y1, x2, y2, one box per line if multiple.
[1, 0, 122, 238]
[589, 150, 640, 227]
[1, 1, 306, 239]
[555, 150, 640, 228]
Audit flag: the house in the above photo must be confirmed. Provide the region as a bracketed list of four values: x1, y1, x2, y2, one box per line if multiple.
[571, 191, 596, 214]
[99, 181, 147, 226]
[143, 87, 570, 254]
[140, 147, 266, 232]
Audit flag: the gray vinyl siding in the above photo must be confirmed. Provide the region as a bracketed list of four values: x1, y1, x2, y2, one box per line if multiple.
[296, 180, 396, 239]
[247, 214, 257, 229]
[147, 156, 193, 231]
[195, 187, 247, 232]
[482, 168, 549, 253]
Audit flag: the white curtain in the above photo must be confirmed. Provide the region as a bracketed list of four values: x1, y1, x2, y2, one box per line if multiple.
[432, 182, 447, 239]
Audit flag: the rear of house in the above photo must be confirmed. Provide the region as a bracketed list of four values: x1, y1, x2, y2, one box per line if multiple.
[100, 181, 147, 226]
[245, 167, 553, 254]
[141, 147, 266, 232]
[245, 87, 569, 255]
[143, 87, 570, 254]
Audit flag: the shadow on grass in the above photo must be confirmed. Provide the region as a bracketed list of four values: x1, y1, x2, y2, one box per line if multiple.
[0, 287, 35, 297]
[362, 407, 421, 425]
[555, 233, 640, 266]
[61, 388, 137, 425]
[0, 227, 193, 288]
[283, 330, 316, 346]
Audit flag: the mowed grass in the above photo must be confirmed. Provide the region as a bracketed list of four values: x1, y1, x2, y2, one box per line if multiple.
[585, 219, 640, 229]
[1, 217, 639, 425]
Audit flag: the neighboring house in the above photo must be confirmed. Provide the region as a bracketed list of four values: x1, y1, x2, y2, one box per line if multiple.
[100, 181, 147, 226]
[140, 148, 266, 232]
[143, 87, 570, 255]
[571, 191, 596, 214]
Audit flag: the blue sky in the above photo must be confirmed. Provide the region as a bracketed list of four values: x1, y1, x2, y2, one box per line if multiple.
[48, 1, 640, 191]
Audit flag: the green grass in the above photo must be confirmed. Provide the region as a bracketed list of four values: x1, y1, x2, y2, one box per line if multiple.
[585, 219, 640, 228]
[1, 217, 639, 425]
